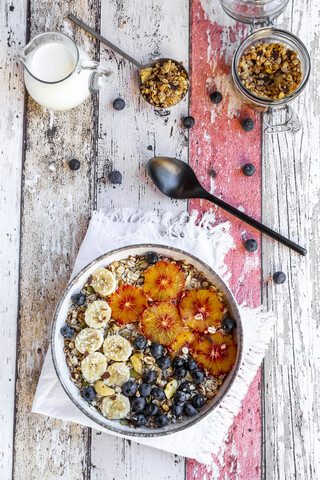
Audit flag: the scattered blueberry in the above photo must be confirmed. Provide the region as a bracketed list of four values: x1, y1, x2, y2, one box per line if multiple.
[152, 387, 165, 401]
[113, 98, 126, 110]
[108, 170, 122, 184]
[172, 357, 185, 368]
[245, 239, 258, 252]
[133, 336, 147, 350]
[242, 118, 255, 132]
[132, 413, 147, 427]
[191, 370, 205, 384]
[173, 391, 186, 405]
[242, 163, 256, 177]
[183, 116, 195, 128]
[68, 159, 80, 171]
[71, 292, 86, 306]
[143, 370, 157, 385]
[178, 381, 192, 394]
[186, 358, 198, 371]
[145, 402, 159, 417]
[139, 383, 152, 397]
[82, 386, 96, 402]
[150, 342, 164, 358]
[156, 356, 171, 370]
[122, 381, 138, 397]
[131, 397, 146, 412]
[171, 404, 183, 418]
[146, 251, 159, 264]
[60, 325, 75, 339]
[184, 403, 197, 417]
[210, 91, 223, 104]
[191, 393, 205, 409]
[222, 317, 236, 332]
[174, 367, 187, 379]
[273, 271, 286, 284]
[154, 414, 169, 427]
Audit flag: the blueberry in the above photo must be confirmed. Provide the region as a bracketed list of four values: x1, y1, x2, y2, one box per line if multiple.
[82, 386, 96, 402]
[171, 404, 183, 418]
[108, 170, 122, 184]
[146, 251, 159, 264]
[191, 370, 205, 384]
[173, 391, 186, 404]
[183, 116, 195, 128]
[145, 402, 159, 417]
[178, 381, 192, 394]
[184, 403, 197, 417]
[152, 387, 165, 401]
[191, 393, 205, 409]
[273, 271, 286, 284]
[143, 370, 157, 385]
[186, 358, 198, 371]
[71, 292, 86, 306]
[139, 383, 152, 397]
[68, 159, 80, 171]
[243, 163, 256, 177]
[174, 367, 187, 379]
[132, 413, 147, 427]
[242, 118, 255, 132]
[150, 342, 164, 358]
[245, 239, 258, 252]
[210, 91, 223, 104]
[113, 98, 126, 110]
[133, 335, 147, 350]
[60, 325, 75, 339]
[156, 356, 171, 370]
[154, 414, 169, 427]
[222, 317, 236, 332]
[131, 397, 146, 412]
[172, 357, 185, 368]
[122, 381, 138, 397]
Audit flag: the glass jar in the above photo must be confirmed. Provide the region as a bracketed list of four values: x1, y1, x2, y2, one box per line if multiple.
[219, 0, 311, 133]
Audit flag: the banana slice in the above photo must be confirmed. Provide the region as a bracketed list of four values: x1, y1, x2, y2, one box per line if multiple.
[103, 335, 133, 361]
[91, 268, 117, 296]
[100, 393, 130, 419]
[103, 362, 130, 387]
[81, 352, 107, 382]
[75, 328, 104, 354]
[85, 300, 111, 329]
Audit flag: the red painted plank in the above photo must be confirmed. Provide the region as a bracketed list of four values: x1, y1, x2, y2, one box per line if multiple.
[188, 1, 262, 478]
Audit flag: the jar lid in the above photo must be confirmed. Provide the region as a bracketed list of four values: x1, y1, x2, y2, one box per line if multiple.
[219, 0, 290, 25]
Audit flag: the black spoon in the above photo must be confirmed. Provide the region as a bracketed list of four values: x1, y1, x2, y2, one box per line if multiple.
[147, 157, 307, 256]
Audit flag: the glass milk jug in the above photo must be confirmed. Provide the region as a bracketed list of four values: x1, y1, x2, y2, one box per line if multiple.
[16, 31, 114, 111]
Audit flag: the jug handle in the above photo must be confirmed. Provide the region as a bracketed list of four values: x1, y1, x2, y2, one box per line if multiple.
[80, 60, 114, 92]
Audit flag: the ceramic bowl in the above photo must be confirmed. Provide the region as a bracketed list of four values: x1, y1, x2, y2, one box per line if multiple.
[51, 244, 243, 437]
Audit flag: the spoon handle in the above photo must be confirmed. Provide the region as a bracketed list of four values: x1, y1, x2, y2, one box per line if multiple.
[200, 191, 307, 255]
[68, 14, 144, 69]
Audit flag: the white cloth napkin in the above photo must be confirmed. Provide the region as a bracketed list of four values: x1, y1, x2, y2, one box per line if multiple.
[32, 209, 275, 464]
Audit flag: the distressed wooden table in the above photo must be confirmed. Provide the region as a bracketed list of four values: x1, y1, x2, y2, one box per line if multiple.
[1, 0, 319, 479]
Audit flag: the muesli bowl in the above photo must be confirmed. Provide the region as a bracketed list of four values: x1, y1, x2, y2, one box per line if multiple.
[51, 244, 243, 437]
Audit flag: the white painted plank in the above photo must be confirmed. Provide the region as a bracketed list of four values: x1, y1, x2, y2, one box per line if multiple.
[0, 1, 26, 478]
[262, 0, 320, 478]
[91, 0, 188, 478]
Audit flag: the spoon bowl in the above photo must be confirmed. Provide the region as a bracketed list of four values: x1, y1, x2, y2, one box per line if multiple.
[147, 157, 307, 255]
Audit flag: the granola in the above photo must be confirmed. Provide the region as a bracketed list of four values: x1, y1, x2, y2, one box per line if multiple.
[238, 42, 302, 100]
[140, 60, 189, 108]
[61, 252, 237, 429]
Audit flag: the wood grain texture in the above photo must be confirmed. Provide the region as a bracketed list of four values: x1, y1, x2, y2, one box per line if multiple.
[262, 1, 320, 479]
[13, 1, 99, 479]
[91, 1, 188, 477]
[0, 2, 26, 478]
[187, 1, 262, 478]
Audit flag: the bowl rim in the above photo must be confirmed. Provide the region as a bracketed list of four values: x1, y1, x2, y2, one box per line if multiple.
[51, 243, 243, 437]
